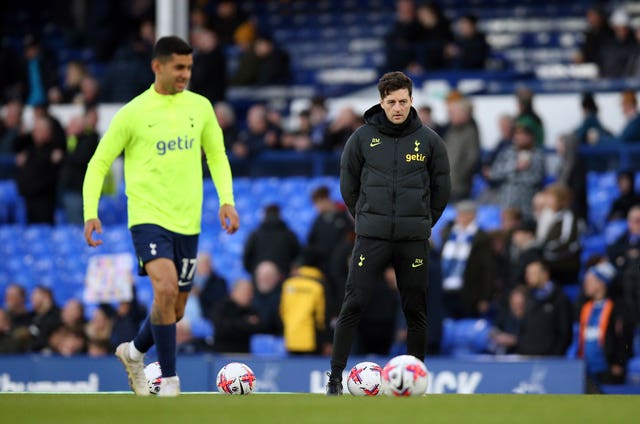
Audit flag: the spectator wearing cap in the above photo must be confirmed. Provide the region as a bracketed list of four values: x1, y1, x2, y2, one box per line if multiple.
[517, 260, 573, 356]
[487, 117, 545, 217]
[619, 90, 640, 142]
[440, 200, 496, 318]
[573, 92, 612, 145]
[578, 261, 633, 389]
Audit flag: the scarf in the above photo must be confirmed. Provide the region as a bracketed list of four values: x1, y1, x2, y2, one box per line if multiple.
[441, 222, 478, 291]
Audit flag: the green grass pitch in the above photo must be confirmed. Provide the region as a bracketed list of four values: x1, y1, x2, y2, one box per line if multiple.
[1, 393, 637, 424]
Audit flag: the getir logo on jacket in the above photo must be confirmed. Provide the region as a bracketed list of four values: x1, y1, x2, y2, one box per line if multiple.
[156, 135, 195, 155]
[406, 152, 426, 162]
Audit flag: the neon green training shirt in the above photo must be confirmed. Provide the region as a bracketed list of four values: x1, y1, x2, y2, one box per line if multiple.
[83, 85, 235, 235]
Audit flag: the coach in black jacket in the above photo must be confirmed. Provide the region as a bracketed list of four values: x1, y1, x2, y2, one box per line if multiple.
[327, 71, 451, 395]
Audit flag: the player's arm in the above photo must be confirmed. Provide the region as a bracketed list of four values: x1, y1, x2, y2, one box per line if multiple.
[339, 130, 364, 218]
[428, 133, 451, 226]
[82, 110, 128, 246]
[201, 102, 239, 234]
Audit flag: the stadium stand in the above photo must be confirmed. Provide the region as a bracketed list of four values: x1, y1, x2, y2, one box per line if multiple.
[250, 334, 287, 358]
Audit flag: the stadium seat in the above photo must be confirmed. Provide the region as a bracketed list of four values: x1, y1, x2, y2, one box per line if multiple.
[441, 318, 491, 356]
[565, 322, 580, 359]
[604, 219, 628, 246]
[250, 334, 287, 357]
[477, 204, 502, 230]
[580, 233, 606, 263]
[626, 356, 640, 385]
[190, 318, 214, 340]
[562, 284, 581, 304]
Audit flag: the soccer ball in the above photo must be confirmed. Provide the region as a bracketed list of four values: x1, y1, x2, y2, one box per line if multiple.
[216, 362, 256, 395]
[144, 361, 162, 395]
[347, 361, 382, 396]
[381, 355, 429, 397]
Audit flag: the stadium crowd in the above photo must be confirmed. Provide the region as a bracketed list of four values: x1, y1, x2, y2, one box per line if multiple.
[1, 0, 640, 393]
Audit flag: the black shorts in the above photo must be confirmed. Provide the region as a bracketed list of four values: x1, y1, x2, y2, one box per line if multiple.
[130, 224, 199, 292]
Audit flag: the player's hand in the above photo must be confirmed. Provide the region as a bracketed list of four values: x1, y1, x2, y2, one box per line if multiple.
[84, 218, 103, 247]
[219, 204, 239, 234]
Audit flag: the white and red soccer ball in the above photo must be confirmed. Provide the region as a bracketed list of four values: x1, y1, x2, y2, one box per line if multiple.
[143, 361, 162, 395]
[216, 362, 256, 395]
[347, 361, 383, 396]
[381, 355, 429, 397]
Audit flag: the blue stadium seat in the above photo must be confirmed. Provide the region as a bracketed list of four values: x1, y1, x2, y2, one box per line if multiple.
[604, 219, 627, 246]
[580, 233, 606, 264]
[190, 318, 214, 339]
[587, 171, 619, 231]
[250, 334, 287, 357]
[562, 284, 580, 304]
[565, 323, 580, 359]
[477, 204, 502, 230]
[626, 356, 640, 385]
[431, 205, 457, 249]
[441, 318, 490, 356]
[471, 174, 488, 198]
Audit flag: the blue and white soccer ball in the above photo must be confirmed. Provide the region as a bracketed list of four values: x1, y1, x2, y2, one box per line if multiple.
[144, 361, 162, 395]
[381, 355, 429, 397]
[216, 362, 256, 395]
[347, 361, 383, 396]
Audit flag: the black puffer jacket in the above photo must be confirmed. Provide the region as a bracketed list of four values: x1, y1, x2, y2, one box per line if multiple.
[340, 104, 450, 241]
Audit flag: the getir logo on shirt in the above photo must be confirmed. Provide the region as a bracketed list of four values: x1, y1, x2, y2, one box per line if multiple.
[156, 135, 195, 155]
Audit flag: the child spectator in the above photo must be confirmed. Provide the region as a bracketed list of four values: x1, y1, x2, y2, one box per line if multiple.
[578, 261, 633, 389]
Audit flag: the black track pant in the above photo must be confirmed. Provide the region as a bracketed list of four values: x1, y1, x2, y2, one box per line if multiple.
[330, 235, 429, 373]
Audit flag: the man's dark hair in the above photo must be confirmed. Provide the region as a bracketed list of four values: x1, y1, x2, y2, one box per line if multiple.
[581, 92, 598, 113]
[8, 283, 27, 299]
[264, 204, 281, 219]
[34, 285, 54, 300]
[311, 186, 330, 202]
[152, 36, 193, 61]
[296, 247, 323, 269]
[529, 259, 550, 274]
[378, 71, 412, 99]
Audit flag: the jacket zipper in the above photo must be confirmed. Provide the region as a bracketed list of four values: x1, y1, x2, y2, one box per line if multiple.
[391, 138, 398, 239]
